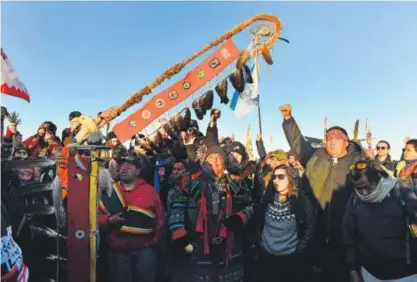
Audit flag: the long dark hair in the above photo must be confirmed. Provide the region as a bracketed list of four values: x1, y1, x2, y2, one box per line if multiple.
[267, 164, 299, 198]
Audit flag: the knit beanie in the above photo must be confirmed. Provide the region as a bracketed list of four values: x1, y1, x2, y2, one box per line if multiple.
[229, 141, 247, 159]
[269, 149, 288, 161]
[203, 145, 226, 162]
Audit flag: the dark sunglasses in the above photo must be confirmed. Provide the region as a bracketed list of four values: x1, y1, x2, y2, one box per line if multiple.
[273, 174, 287, 180]
[376, 146, 387, 150]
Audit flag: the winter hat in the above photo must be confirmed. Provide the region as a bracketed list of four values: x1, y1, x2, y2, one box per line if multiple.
[106, 131, 118, 141]
[268, 149, 288, 161]
[203, 145, 226, 162]
[189, 119, 199, 129]
[117, 155, 142, 169]
[229, 141, 247, 160]
[69, 111, 82, 121]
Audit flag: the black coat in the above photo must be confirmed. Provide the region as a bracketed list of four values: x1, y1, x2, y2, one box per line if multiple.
[343, 183, 417, 280]
[255, 184, 316, 253]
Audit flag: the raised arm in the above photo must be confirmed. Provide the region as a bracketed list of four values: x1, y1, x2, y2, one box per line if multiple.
[205, 109, 221, 146]
[279, 104, 315, 167]
[256, 134, 267, 160]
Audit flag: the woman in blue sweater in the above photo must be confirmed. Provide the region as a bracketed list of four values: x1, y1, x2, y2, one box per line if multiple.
[255, 164, 316, 282]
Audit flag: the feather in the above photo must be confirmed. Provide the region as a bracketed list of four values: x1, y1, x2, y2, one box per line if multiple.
[261, 46, 273, 65]
[278, 37, 290, 44]
[236, 49, 250, 70]
[353, 119, 359, 141]
[29, 221, 67, 240]
[52, 176, 66, 227]
[99, 167, 114, 198]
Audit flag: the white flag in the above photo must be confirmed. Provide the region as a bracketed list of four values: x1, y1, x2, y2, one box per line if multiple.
[1, 48, 30, 103]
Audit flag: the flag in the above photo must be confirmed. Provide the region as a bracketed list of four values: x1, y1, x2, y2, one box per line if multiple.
[1, 48, 30, 103]
[229, 60, 259, 118]
[245, 125, 255, 161]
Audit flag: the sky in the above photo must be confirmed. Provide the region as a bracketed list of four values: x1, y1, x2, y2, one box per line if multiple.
[1, 1, 417, 159]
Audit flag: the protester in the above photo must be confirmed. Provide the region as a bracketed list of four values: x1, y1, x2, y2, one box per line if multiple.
[343, 160, 417, 282]
[98, 156, 165, 282]
[395, 139, 417, 185]
[2, 98, 416, 282]
[373, 140, 396, 172]
[255, 164, 315, 282]
[280, 104, 363, 282]
[168, 145, 253, 282]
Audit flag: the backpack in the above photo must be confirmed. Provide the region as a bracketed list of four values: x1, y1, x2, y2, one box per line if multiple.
[351, 180, 417, 264]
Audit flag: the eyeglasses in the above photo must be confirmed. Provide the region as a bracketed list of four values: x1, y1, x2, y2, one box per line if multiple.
[376, 146, 387, 150]
[273, 174, 287, 180]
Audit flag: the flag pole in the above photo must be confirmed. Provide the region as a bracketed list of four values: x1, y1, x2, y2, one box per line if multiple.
[255, 57, 263, 135]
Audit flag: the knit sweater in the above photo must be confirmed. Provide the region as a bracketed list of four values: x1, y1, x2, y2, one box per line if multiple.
[260, 196, 298, 256]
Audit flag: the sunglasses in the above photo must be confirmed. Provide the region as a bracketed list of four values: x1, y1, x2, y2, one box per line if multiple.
[376, 146, 387, 150]
[273, 174, 287, 180]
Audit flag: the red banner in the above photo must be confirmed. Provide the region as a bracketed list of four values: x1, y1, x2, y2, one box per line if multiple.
[113, 39, 240, 143]
[1, 48, 30, 103]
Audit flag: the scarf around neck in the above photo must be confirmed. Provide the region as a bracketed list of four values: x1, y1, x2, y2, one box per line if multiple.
[355, 175, 397, 203]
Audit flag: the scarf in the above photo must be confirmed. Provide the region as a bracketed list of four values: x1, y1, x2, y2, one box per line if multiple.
[355, 175, 397, 203]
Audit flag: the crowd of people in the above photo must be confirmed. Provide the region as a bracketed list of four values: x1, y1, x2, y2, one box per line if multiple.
[1, 103, 417, 282]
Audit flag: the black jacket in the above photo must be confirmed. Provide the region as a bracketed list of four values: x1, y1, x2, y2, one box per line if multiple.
[343, 183, 417, 280]
[375, 155, 397, 172]
[255, 184, 316, 253]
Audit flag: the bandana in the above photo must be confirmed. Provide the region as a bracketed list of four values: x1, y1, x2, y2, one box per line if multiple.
[326, 129, 349, 142]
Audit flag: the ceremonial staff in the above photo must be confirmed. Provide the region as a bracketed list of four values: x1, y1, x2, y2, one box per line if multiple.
[93, 14, 287, 143]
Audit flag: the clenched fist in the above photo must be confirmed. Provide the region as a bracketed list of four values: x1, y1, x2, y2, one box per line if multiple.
[96, 106, 120, 128]
[279, 104, 292, 120]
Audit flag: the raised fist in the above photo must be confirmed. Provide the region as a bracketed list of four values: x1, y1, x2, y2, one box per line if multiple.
[97, 106, 120, 128]
[279, 104, 292, 120]
[210, 109, 221, 120]
[257, 134, 262, 142]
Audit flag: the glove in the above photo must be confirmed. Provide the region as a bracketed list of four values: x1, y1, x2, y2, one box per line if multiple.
[222, 214, 244, 231]
[174, 235, 190, 250]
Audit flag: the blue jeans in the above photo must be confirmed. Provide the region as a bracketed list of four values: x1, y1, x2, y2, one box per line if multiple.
[108, 246, 157, 282]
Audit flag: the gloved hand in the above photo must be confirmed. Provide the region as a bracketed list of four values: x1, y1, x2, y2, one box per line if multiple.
[222, 214, 244, 231]
[174, 235, 190, 250]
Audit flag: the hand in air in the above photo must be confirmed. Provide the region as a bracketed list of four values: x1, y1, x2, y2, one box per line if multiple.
[97, 106, 120, 128]
[279, 104, 292, 120]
